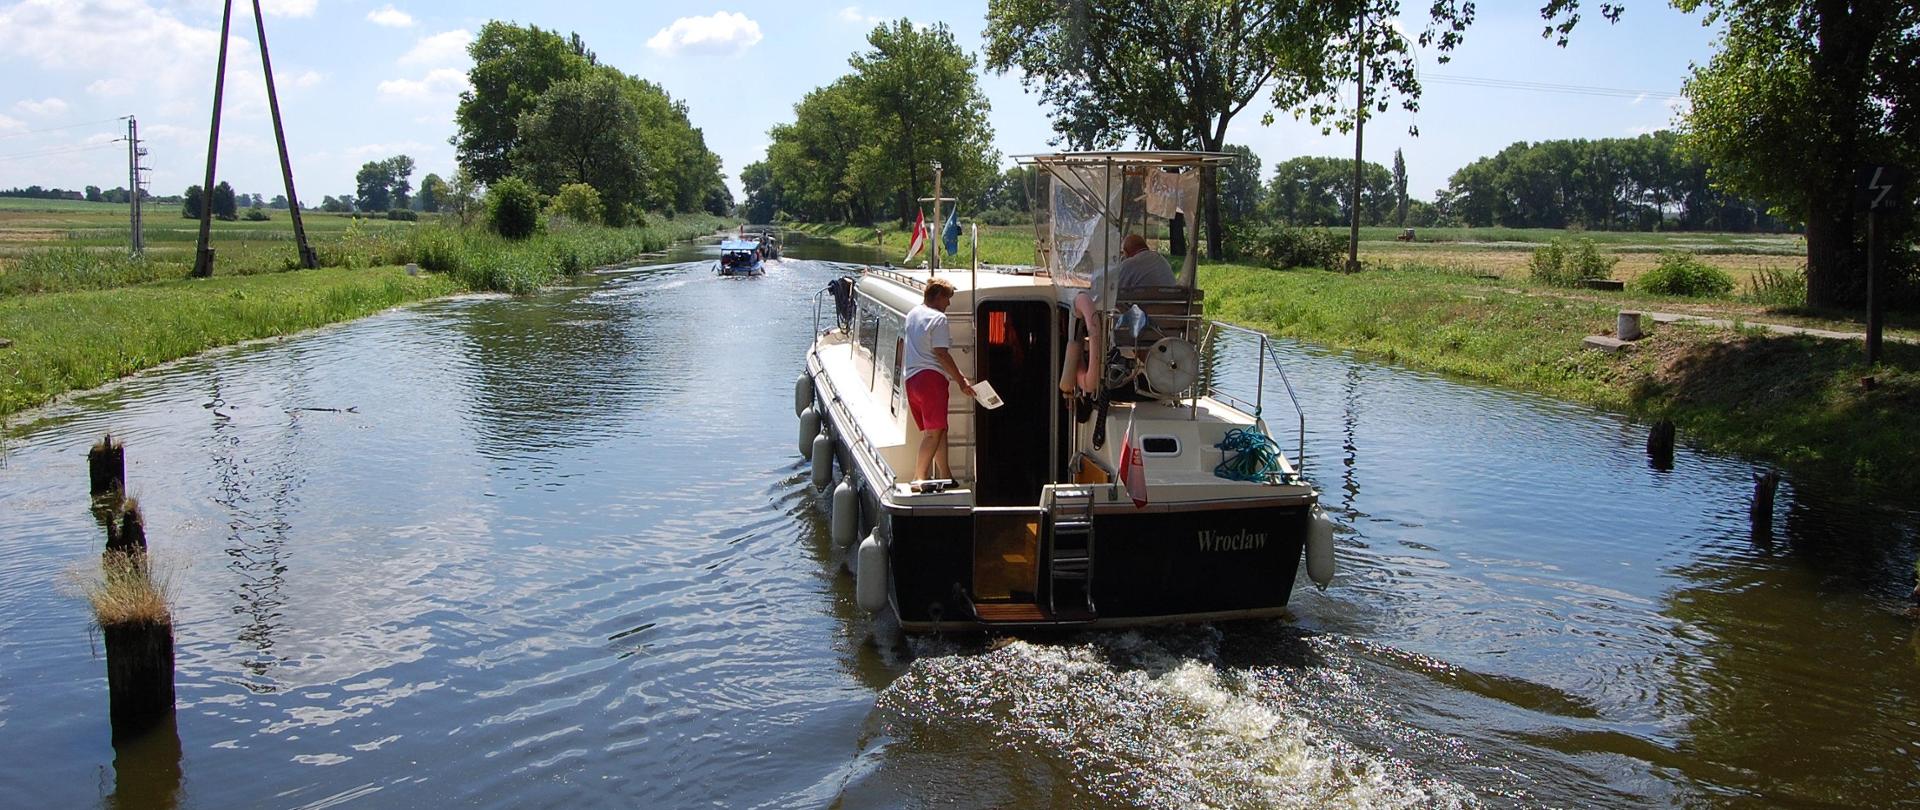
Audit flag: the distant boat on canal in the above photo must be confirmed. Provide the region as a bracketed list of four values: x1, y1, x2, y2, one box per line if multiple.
[716, 239, 764, 276]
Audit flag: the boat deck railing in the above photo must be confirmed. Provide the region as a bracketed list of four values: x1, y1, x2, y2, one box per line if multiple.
[806, 339, 900, 489]
[1198, 320, 1306, 471]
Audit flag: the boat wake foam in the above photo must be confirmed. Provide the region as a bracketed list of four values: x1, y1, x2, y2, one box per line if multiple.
[877, 630, 1479, 809]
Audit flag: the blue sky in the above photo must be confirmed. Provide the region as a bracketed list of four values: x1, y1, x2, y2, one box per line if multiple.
[0, 1, 1721, 206]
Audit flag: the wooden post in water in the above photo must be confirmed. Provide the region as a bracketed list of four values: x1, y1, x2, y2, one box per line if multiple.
[1749, 470, 1779, 539]
[108, 497, 148, 554]
[89, 434, 125, 496]
[1646, 419, 1675, 471]
[92, 551, 175, 740]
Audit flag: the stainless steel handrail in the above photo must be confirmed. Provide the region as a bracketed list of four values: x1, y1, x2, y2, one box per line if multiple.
[808, 352, 900, 488]
[1202, 320, 1306, 472]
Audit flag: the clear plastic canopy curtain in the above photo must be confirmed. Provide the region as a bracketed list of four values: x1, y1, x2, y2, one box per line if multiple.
[1041, 161, 1201, 303]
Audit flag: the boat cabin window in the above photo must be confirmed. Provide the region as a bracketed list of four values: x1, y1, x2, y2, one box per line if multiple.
[857, 301, 881, 387]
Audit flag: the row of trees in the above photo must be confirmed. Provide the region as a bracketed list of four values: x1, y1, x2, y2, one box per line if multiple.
[1443, 131, 1785, 231]
[741, 20, 998, 226]
[454, 22, 731, 226]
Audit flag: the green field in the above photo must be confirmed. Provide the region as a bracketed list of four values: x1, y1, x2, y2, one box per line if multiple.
[0, 200, 734, 418]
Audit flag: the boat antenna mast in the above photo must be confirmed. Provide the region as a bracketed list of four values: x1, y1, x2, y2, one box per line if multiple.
[917, 160, 955, 274]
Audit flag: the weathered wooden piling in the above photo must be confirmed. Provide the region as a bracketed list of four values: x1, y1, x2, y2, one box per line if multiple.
[88, 551, 176, 740]
[1646, 419, 1675, 470]
[89, 433, 125, 496]
[1749, 470, 1779, 538]
[107, 497, 147, 554]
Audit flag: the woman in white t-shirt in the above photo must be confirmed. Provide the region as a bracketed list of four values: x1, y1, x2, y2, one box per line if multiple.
[902, 278, 975, 488]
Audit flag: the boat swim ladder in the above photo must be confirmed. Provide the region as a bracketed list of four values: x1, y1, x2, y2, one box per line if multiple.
[1044, 484, 1097, 618]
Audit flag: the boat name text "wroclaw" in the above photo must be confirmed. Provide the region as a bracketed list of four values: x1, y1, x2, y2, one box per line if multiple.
[1197, 529, 1267, 552]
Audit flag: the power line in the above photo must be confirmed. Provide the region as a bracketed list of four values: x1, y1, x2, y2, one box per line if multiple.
[1423, 73, 1683, 101]
[0, 141, 123, 163]
[0, 116, 126, 141]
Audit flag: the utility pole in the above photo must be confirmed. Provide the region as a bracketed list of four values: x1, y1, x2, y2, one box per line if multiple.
[249, 0, 316, 268]
[1347, 9, 1366, 273]
[120, 115, 147, 256]
[192, 0, 235, 279]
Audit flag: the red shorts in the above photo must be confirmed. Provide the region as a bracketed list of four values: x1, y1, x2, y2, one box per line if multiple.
[906, 370, 949, 430]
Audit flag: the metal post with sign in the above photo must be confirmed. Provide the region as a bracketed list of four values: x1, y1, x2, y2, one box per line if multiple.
[1857, 165, 1906, 366]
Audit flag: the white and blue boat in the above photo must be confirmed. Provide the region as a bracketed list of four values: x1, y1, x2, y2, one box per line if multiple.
[716, 240, 765, 276]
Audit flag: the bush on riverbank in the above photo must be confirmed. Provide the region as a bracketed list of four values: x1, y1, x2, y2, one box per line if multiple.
[1635, 251, 1736, 297]
[1229, 224, 1345, 270]
[1528, 237, 1617, 287]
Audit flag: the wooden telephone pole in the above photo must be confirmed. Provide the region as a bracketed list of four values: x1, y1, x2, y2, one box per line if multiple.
[190, 0, 235, 278]
[1347, 10, 1366, 274]
[192, 0, 318, 277]
[250, 0, 317, 268]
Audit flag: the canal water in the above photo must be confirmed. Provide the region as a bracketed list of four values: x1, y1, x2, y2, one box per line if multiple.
[2, 235, 1916, 808]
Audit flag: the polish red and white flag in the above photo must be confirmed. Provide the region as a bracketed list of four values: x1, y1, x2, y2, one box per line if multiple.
[1118, 409, 1148, 508]
[903, 210, 928, 264]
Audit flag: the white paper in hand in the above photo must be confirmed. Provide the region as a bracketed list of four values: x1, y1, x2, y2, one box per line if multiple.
[971, 380, 1004, 409]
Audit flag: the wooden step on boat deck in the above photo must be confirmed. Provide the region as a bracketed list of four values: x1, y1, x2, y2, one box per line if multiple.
[973, 603, 1049, 623]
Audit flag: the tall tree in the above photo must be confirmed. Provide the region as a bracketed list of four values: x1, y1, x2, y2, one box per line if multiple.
[851, 20, 998, 224]
[1678, 0, 1918, 307]
[1391, 148, 1408, 228]
[740, 160, 782, 224]
[984, 0, 1311, 259]
[354, 155, 412, 212]
[1218, 144, 1265, 228]
[514, 71, 648, 225]
[454, 22, 590, 184]
[182, 184, 204, 219]
[416, 173, 446, 213]
[211, 181, 238, 220]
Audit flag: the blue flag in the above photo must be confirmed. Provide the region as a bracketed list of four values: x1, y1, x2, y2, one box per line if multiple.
[942, 206, 960, 256]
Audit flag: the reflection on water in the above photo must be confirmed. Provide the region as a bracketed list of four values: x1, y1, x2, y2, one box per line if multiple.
[0, 233, 1916, 807]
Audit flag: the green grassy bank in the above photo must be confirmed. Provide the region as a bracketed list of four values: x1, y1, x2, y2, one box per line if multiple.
[0, 267, 459, 417]
[1, 214, 732, 420]
[790, 222, 1038, 266]
[1202, 263, 1920, 491]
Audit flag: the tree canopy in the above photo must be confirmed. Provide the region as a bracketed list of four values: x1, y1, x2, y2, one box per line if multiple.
[1442, 132, 1783, 232]
[453, 22, 729, 221]
[356, 155, 414, 213]
[751, 20, 997, 226]
[1677, 0, 1918, 306]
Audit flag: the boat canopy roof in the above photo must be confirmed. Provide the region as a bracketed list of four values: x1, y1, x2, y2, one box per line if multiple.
[1011, 150, 1220, 300]
[720, 240, 760, 251]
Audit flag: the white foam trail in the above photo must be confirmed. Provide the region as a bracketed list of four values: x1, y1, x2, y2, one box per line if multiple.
[879, 635, 1479, 809]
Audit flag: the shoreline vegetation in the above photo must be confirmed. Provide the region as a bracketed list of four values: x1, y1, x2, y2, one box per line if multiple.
[0, 209, 732, 422]
[792, 221, 1919, 493]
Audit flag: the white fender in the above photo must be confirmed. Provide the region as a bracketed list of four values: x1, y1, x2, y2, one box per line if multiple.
[830, 480, 858, 546]
[1307, 505, 1336, 590]
[810, 431, 834, 489]
[856, 531, 888, 614]
[794, 373, 813, 417]
[798, 406, 820, 458]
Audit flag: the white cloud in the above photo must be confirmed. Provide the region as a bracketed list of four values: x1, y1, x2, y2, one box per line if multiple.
[377, 68, 467, 102]
[0, 0, 270, 119]
[345, 140, 433, 160]
[86, 78, 132, 97]
[366, 4, 413, 28]
[838, 6, 883, 26]
[0, 114, 24, 135]
[646, 12, 762, 56]
[14, 97, 69, 116]
[259, 0, 317, 17]
[292, 69, 325, 88]
[398, 29, 472, 67]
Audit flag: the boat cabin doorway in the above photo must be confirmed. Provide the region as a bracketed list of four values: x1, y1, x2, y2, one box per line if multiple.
[973, 300, 1053, 506]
